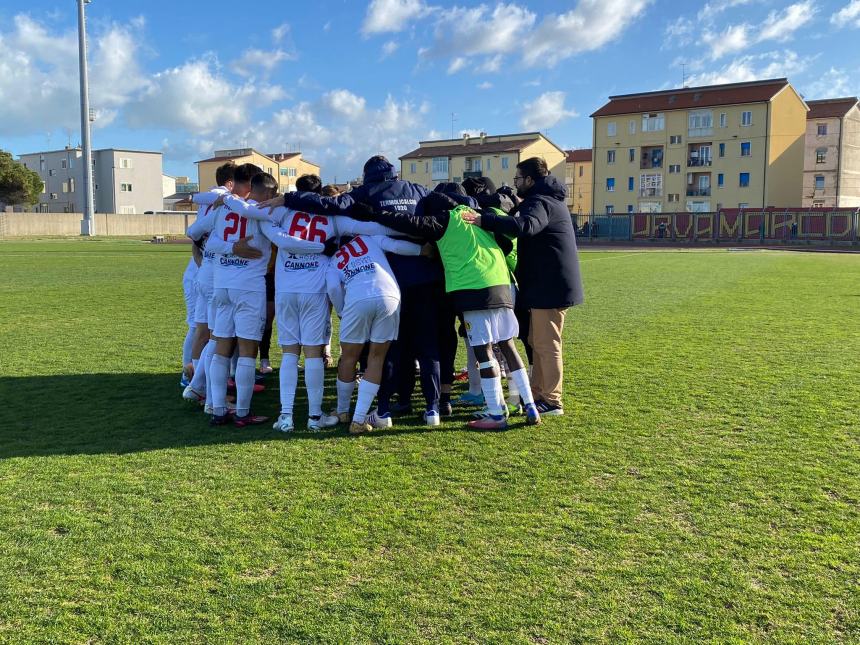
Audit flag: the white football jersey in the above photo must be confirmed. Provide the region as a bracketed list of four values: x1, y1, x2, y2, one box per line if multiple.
[270, 208, 335, 295]
[326, 235, 421, 307]
[211, 201, 272, 292]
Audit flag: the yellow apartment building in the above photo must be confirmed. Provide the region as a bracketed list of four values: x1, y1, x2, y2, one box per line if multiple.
[564, 148, 593, 215]
[590, 78, 808, 214]
[803, 98, 860, 208]
[196, 148, 321, 194]
[399, 132, 567, 190]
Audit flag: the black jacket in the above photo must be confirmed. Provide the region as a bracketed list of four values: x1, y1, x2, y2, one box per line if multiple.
[281, 158, 439, 288]
[479, 175, 584, 309]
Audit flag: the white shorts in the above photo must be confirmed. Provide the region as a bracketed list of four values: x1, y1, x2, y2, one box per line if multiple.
[340, 296, 400, 344]
[212, 288, 267, 341]
[183, 278, 197, 327]
[276, 292, 331, 347]
[463, 308, 519, 347]
[194, 279, 214, 326]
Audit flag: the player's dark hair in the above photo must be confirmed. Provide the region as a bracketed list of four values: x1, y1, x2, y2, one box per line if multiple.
[251, 172, 278, 193]
[215, 161, 236, 186]
[516, 157, 548, 182]
[296, 174, 323, 194]
[234, 163, 262, 184]
[322, 184, 341, 196]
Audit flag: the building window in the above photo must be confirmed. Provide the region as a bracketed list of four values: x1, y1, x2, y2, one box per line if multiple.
[816, 148, 827, 164]
[50, 193, 58, 200]
[741, 111, 752, 126]
[49, 169, 56, 176]
[40, 159, 46, 171]
[40, 182, 46, 194]
[486, 158, 491, 171]
[120, 158, 133, 169]
[719, 143, 725, 157]
[606, 178, 615, 192]
[640, 173, 663, 197]
[501, 157, 509, 169]
[628, 148, 635, 162]
[628, 120, 636, 134]
[606, 205, 615, 214]
[432, 156, 449, 179]
[739, 172, 750, 187]
[688, 110, 713, 136]
[720, 112, 727, 128]
[288, 168, 298, 177]
[121, 183, 133, 192]
[627, 204, 634, 213]
[607, 150, 616, 164]
[280, 168, 288, 176]
[578, 165, 583, 177]
[628, 177, 634, 191]
[424, 161, 429, 173]
[739, 202, 749, 209]
[718, 173, 724, 187]
[740, 141, 751, 157]
[668, 193, 679, 203]
[817, 123, 828, 136]
[62, 181, 69, 193]
[813, 200, 825, 207]
[607, 122, 617, 136]
[815, 175, 825, 190]
[410, 162, 417, 174]
[119, 206, 136, 214]
[670, 135, 682, 144]
[642, 113, 665, 132]
[61, 159, 67, 169]
[669, 164, 681, 174]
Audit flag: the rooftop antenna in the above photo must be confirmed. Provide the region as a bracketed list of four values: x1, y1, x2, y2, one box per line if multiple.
[451, 112, 457, 139]
[681, 63, 688, 88]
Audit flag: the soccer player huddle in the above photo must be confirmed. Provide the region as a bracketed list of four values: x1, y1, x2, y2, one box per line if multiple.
[179, 153, 583, 433]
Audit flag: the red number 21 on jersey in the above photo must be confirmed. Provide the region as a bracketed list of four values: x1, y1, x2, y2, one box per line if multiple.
[223, 212, 248, 241]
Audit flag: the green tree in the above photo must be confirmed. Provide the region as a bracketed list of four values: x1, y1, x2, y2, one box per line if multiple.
[0, 150, 43, 207]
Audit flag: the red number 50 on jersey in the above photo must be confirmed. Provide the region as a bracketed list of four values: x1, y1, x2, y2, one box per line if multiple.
[336, 237, 369, 269]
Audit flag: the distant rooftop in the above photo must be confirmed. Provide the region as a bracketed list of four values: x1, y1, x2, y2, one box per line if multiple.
[401, 132, 564, 160]
[591, 78, 796, 118]
[566, 149, 592, 163]
[806, 97, 859, 119]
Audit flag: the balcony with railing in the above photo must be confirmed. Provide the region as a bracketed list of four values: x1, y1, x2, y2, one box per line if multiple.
[640, 146, 664, 170]
[687, 144, 713, 167]
[686, 171, 711, 197]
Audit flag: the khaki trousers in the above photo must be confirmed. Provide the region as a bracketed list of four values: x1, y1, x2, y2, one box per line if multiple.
[528, 307, 567, 407]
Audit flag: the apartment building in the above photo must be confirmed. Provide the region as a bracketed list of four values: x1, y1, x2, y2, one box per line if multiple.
[590, 78, 808, 214]
[803, 98, 860, 208]
[399, 132, 567, 190]
[196, 148, 321, 194]
[564, 149, 593, 215]
[18, 147, 164, 214]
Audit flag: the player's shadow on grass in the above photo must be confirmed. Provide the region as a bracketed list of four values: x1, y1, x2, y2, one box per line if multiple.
[0, 372, 490, 459]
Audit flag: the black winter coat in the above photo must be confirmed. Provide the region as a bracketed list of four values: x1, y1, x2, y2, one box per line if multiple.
[479, 175, 584, 309]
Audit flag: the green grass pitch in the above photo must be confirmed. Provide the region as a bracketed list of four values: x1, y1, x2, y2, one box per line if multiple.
[1, 239, 858, 643]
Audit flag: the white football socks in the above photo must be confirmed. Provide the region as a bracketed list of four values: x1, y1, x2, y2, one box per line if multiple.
[210, 353, 230, 416]
[279, 352, 299, 415]
[189, 340, 213, 393]
[234, 356, 256, 417]
[353, 380, 380, 424]
[336, 378, 355, 415]
[204, 340, 216, 407]
[508, 368, 534, 406]
[304, 357, 325, 417]
[466, 343, 482, 396]
[182, 327, 194, 368]
[480, 376, 505, 416]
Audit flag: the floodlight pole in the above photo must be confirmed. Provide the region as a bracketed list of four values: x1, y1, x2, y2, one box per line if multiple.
[77, 0, 96, 236]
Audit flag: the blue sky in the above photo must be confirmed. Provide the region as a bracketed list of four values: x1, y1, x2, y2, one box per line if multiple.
[2, 0, 860, 183]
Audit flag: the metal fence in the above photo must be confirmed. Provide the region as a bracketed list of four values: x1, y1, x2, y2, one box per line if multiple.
[571, 209, 860, 244]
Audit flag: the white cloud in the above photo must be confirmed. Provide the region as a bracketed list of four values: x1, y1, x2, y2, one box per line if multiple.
[477, 81, 493, 90]
[0, 15, 148, 135]
[125, 58, 285, 134]
[362, 0, 432, 35]
[801, 67, 859, 98]
[447, 57, 466, 74]
[758, 1, 817, 42]
[523, 0, 652, 66]
[381, 40, 399, 58]
[520, 91, 578, 131]
[831, 0, 860, 27]
[322, 89, 367, 119]
[432, 3, 536, 58]
[237, 48, 295, 72]
[686, 50, 808, 86]
[272, 23, 290, 43]
[702, 23, 751, 59]
[698, 0, 755, 21]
